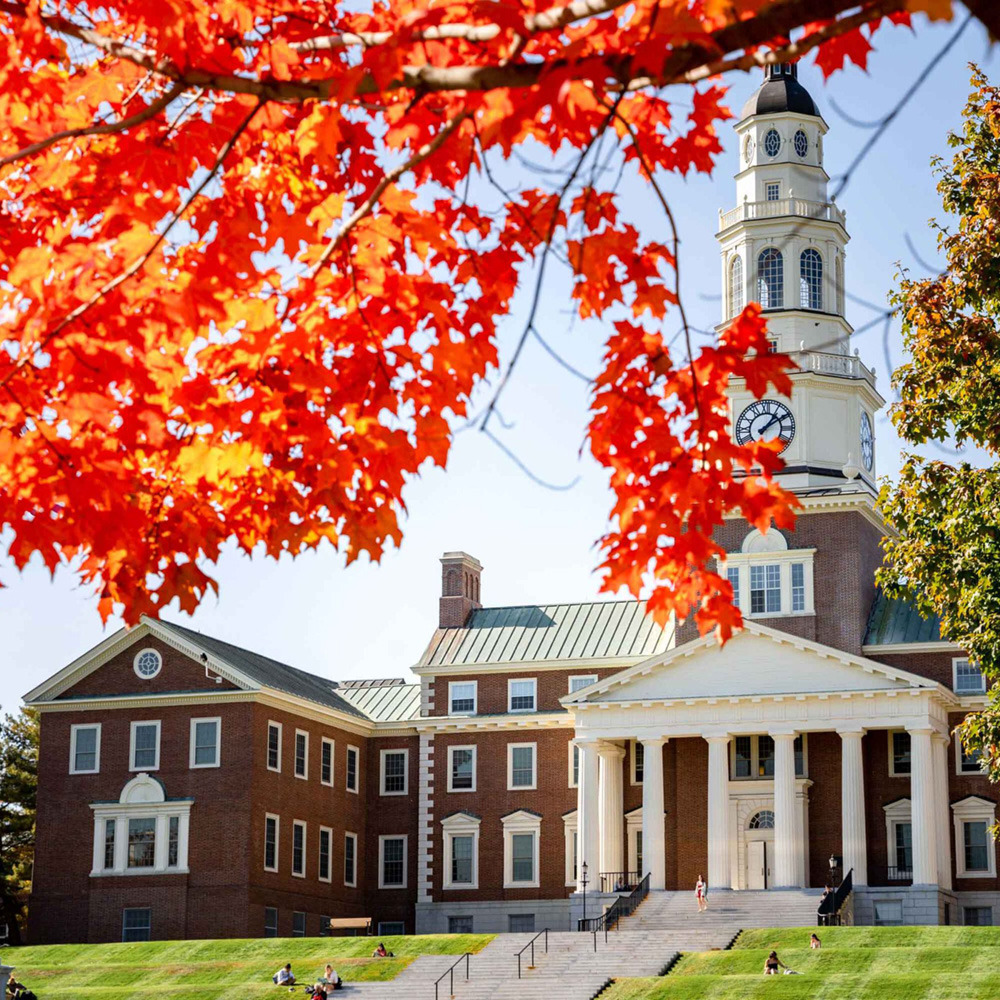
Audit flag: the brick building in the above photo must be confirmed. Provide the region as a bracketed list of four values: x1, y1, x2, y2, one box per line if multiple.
[25, 64, 999, 942]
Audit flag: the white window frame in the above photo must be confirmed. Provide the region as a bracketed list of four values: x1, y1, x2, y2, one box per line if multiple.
[380, 748, 409, 796]
[264, 813, 280, 873]
[346, 744, 360, 794]
[378, 834, 409, 889]
[720, 549, 816, 619]
[129, 720, 161, 772]
[568, 674, 597, 694]
[320, 737, 335, 787]
[447, 745, 477, 793]
[568, 741, 580, 789]
[293, 729, 309, 780]
[189, 717, 221, 769]
[318, 825, 333, 883]
[70, 723, 102, 775]
[954, 657, 986, 696]
[507, 677, 537, 714]
[765, 180, 781, 201]
[888, 730, 911, 777]
[291, 820, 307, 878]
[630, 739, 644, 785]
[956, 735, 985, 776]
[442, 813, 480, 890]
[626, 807, 644, 875]
[562, 810, 578, 887]
[952, 796, 997, 879]
[883, 798, 912, 874]
[132, 647, 163, 681]
[267, 721, 282, 773]
[507, 742, 537, 791]
[344, 831, 358, 887]
[448, 680, 478, 717]
[730, 733, 807, 780]
[502, 810, 541, 889]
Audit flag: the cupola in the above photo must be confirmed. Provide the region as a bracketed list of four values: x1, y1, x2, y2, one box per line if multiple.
[740, 63, 819, 122]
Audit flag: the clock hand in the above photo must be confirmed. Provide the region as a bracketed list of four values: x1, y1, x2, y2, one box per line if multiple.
[757, 412, 783, 436]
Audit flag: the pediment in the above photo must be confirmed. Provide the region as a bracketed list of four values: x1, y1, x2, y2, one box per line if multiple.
[563, 621, 940, 705]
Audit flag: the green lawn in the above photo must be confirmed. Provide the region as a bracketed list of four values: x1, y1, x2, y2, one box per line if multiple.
[2, 934, 494, 999]
[602, 926, 1000, 1000]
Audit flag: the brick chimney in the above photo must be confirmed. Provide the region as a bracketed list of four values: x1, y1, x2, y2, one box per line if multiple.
[439, 551, 483, 628]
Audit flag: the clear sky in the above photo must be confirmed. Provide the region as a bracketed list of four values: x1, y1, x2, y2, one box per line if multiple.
[2, 16, 994, 713]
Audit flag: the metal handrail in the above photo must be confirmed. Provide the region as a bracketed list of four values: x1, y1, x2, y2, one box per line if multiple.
[434, 951, 471, 1000]
[579, 872, 650, 948]
[818, 868, 853, 927]
[515, 928, 548, 978]
[598, 870, 643, 893]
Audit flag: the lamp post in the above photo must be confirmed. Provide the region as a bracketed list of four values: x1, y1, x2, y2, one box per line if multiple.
[581, 861, 589, 928]
[826, 854, 840, 926]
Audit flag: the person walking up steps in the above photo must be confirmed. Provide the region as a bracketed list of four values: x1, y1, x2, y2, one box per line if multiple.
[695, 874, 708, 912]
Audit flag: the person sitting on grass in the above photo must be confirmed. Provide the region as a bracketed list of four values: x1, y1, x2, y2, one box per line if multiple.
[323, 965, 342, 991]
[810, 933, 821, 950]
[272, 963, 295, 985]
[764, 951, 788, 975]
[371, 942, 393, 958]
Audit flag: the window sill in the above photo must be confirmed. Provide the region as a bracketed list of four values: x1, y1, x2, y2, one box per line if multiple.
[190, 762, 220, 770]
[956, 870, 996, 879]
[291, 871, 306, 879]
[91, 867, 189, 877]
[443, 883, 479, 891]
[379, 883, 407, 891]
[380, 790, 408, 797]
[508, 784, 537, 792]
[503, 880, 540, 889]
[447, 787, 476, 794]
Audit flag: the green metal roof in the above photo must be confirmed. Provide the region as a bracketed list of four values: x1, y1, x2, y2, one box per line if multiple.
[337, 680, 421, 722]
[417, 600, 673, 667]
[864, 590, 943, 646]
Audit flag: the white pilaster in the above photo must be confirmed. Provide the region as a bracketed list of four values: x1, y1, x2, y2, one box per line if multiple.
[909, 728, 939, 886]
[773, 732, 799, 888]
[705, 735, 731, 890]
[598, 743, 626, 876]
[577, 740, 601, 893]
[932, 733, 953, 891]
[839, 729, 867, 886]
[641, 738, 667, 890]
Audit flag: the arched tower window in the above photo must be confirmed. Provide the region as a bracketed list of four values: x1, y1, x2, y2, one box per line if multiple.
[749, 810, 775, 830]
[835, 256, 844, 314]
[799, 248, 822, 310]
[757, 248, 783, 310]
[730, 255, 744, 318]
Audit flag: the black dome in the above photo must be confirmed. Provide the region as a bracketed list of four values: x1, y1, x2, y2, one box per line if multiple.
[740, 63, 819, 120]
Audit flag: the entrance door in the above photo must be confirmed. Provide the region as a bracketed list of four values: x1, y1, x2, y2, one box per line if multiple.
[747, 841, 768, 889]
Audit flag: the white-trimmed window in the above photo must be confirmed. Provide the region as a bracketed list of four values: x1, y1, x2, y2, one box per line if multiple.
[129, 721, 161, 772]
[189, 717, 221, 768]
[791, 563, 805, 612]
[267, 721, 282, 772]
[344, 831, 358, 886]
[508, 678, 537, 713]
[889, 730, 911, 776]
[442, 812, 480, 890]
[346, 745, 359, 793]
[294, 729, 309, 780]
[568, 742, 580, 788]
[318, 826, 332, 883]
[631, 740, 644, 784]
[321, 737, 335, 787]
[727, 567, 740, 608]
[70, 723, 101, 774]
[380, 749, 408, 795]
[729, 254, 744, 318]
[133, 648, 162, 681]
[957, 736, 984, 775]
[883, 798, 913, 877]
[722, 532, 816, 618]
[569, 675, 597, 694]
[449, 681, 478, 716]
[952, 796, 997, 878]
[954, 658, 986, 695]
[448, 745, 476, 793]
[379, 835, 408, 889]
[508, 743, 537, 790]
[731, 734, 806, 779]
[750, 564, 781, 614]
[627, 808, 643, 875]
[291, 820, 306, 877]
[563, 810, 578, 887]
[264, 814, 279, 872]
[502, 810, 541, 889]
[765, 181, 781, 202]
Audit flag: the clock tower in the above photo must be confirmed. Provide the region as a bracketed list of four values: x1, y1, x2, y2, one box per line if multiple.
[718, 63, 883, 493]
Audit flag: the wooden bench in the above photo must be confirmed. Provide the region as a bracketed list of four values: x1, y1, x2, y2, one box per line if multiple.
[327, 917, 372, 936]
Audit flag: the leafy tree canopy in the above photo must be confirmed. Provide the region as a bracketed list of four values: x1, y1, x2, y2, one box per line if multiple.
[0, 707, 38, 946]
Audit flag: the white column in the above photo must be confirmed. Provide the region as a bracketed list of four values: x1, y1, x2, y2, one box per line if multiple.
[705, 736, 731, 890]
[839, 729, 868, 886]
[773, 733, 799, 888]
[909, 728, 939, 886]
[598, 743, 626, 877]
[932, 733, 953, 891]
[577, 741, 601, 893]
[641, 738, 667, 890]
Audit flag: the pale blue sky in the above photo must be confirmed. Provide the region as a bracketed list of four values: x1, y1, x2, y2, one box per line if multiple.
[2, 17, 994, 712]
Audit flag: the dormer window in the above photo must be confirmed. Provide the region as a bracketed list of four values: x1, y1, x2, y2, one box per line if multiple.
[721, 528, 815, 618]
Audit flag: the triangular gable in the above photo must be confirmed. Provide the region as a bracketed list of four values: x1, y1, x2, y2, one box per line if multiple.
[561, 619, 946, 706]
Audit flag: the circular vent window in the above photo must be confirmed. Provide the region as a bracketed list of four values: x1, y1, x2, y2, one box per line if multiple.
[133, 648, 163, 680]
[763, 128, 781, 157]
[794, 129, 808, 157]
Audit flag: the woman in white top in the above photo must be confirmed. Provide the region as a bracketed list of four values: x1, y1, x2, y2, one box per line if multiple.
[695, 874, 707, 911]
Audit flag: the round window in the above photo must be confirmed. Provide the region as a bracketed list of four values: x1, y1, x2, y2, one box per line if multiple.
[133, 648, 163, 679]
[794, 129, 808, 157]
[743, 134, 755, 164]
[763, 128, 781, 157]
[749, 810, 775, 830]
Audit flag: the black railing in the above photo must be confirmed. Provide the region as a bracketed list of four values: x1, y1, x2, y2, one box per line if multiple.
[817, 868, 853, 926]
[434, 952, 471, 1000]
[578, 872, 650, 948]
[598, 870, 643, 893]
[514, 928, 548, 978]
[870, 864, 913, 885]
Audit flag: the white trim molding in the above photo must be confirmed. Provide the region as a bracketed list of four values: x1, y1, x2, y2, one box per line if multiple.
[264, 813, 280, 873]
[294, 729, 310, 780]
[568, 740, 579, 789]
[562, 809, 578, 887]
[346, 744, 360, 793]
[442, 812, 480, 891]
[133, 647, 163, 681]
[507, 742, 537, 791]
[378, 834, 408, 889]
[320, 736, 335, 787]
[447, 745, 477, 794]
[266, 720, 282, 773]
[318, 825, 333, 883]
[188, 717, 221, 769]
[953, 657, 986, 696]
[448, 680, 478, 717]
[344, 831, 358, 887]
[883, 798, 912, 874]
[952, 795, 997, 879]
[70, 722, 102, 775]
[502, 809, 541, 889]
[291, 819, 307, 878]
[129, 720, 161, 772]
[507, 677, 537, 713]
[380, 748, 409, 796]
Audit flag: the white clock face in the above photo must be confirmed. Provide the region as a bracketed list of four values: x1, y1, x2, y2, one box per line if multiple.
[735, 399, 795, 453]
[860, 411, 874, 472]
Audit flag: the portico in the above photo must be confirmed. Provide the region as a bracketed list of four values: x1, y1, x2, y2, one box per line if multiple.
[565, 621, 959, 902]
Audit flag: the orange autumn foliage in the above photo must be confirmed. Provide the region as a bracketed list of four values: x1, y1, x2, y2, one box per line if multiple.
[0, 0, 956, 634]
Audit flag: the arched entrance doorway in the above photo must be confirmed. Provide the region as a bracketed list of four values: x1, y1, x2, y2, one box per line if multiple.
[746, 809, 774, 889]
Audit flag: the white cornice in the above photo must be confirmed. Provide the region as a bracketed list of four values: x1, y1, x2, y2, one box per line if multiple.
[411, 656, 652, 677]
[862, 642, 961, 655]
[414, 713, 574, 734]
[31, 691, 257, 713]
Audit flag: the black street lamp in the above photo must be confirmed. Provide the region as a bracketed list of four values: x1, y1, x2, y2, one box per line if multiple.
[581, 861, 589, 927]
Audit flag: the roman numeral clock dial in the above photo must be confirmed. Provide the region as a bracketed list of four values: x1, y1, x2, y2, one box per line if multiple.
[734, 399, 795, 452]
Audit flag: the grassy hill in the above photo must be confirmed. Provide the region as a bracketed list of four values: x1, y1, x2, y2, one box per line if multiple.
[1, 934, 493, 999]
[602, 926, 1000, 1000]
